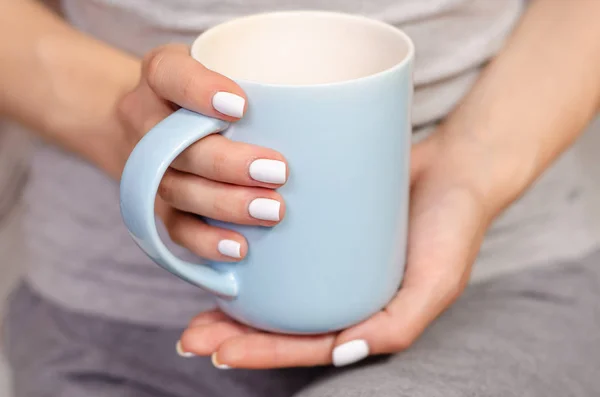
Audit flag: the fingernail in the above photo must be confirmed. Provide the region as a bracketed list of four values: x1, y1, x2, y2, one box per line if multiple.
[212, 92, 245, 118]
[248, 198, 281, 221]
[211, 352, 231, 369]
[217, 239, 242, 259]
[176, 340, 195, 358]
[332, 339, 369, 367]
[249, 159, 287, 184]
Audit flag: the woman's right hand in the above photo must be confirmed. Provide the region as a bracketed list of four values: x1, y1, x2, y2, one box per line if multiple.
[117, 44, 288, 261]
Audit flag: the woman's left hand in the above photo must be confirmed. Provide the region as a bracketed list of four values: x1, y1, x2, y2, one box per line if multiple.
[179, 0, 600, 368]
[177, 131, 505, 369]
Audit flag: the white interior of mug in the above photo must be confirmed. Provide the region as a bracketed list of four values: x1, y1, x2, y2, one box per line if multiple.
[191, 11, 414, 86]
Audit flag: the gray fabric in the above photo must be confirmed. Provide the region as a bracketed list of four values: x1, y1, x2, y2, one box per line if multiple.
[5, 248, 600, 397]
[17, 0, 600, 327]
[3, 283, 322, 397]
[0, 121, 30, 322]
[0, 122, 30, 224]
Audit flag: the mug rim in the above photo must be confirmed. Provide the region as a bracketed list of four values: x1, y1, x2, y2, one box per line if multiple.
[190, 10, 415, 89]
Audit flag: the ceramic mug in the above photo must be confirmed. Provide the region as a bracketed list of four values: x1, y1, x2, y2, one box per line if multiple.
[120, 11, 414, 334]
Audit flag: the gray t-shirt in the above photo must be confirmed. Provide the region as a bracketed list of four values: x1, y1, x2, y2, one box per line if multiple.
[20, 0, 600, 327]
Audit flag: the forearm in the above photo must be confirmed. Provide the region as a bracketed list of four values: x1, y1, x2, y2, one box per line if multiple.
[439, 0, 600, 211]
[0, 0, 140, 179]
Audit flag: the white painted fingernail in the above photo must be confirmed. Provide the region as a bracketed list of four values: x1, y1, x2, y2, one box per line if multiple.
[217, 239, 241, 259]
[248, 198, 281, 221]
[212, 92, 245, 118]
[249, 159, 287, 184]
[332, 339, 370, 367]
[176, 340, 195, 358]
[211, 352, 231, 369]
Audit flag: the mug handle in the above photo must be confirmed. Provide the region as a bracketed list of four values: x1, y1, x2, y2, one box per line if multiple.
[119, 108, 239, 298]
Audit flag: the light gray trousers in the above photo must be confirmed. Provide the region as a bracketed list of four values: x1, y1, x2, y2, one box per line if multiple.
[4, 249, 600, 397]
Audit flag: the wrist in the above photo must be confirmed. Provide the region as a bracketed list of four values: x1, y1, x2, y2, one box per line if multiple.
[0, 0, 142, 181]
[90, 57, 141, 180]
[40, 37, 141, 180]
[425, 125, 538, 218]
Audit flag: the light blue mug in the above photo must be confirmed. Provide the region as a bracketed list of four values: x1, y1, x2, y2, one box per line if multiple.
[120, 11, 414, 334]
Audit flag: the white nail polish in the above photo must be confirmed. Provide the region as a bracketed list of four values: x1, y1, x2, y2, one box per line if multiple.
[211, 353, 231, 370]
[217, 239, 242, 259]
[212, 92, 245, 118]
[249, 159, 287, 184]
[248, 198, 281, 221]
[176, 340, 195, 358]
[332, 340, 370, 367]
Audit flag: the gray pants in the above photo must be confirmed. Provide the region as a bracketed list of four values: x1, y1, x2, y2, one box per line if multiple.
[4, 249, 600, 397]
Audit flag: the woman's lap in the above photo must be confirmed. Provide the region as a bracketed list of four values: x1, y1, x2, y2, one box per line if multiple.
[2, 283, 320, 397]
[4, 249, 600, 397]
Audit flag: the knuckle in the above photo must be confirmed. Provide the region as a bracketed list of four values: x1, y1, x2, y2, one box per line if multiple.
[142, 44, 191, 90]
[180, 69, 200, 103]
[143, 48, 168, 89]
[158, 171, 178, 203]
[211, 149, 229, 179]
[211, 192, 237, 220]
[176, 135, 220, 173]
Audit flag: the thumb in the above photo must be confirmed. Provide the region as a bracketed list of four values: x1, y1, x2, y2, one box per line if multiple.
[331, 183, 487, 366]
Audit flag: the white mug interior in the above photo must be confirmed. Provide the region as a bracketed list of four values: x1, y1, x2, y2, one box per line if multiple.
[191, 11, 414, 86]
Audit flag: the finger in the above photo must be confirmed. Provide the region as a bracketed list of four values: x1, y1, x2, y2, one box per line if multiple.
[335, 285, 445, 358]
[143, 44, 247, 120]
[335, 185, 486, 359]
[187, 310, 232, 328]
[117, 81, 175, 146]
[180, 321, 253, 356]
[164, 209, 248, 261]
[171, 134, 288, 187]
[213, 332, 337, 369]
[159, 170, 286, 226]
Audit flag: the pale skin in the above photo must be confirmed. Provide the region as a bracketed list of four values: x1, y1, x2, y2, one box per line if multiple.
[1, 0, 600, 370]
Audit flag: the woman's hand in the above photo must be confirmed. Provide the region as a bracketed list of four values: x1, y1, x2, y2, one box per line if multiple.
[176, 132, 495, 368]
[176, 0, 600, 369]
[118, 44, 289, 262]
[124, 45, 492, 368]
